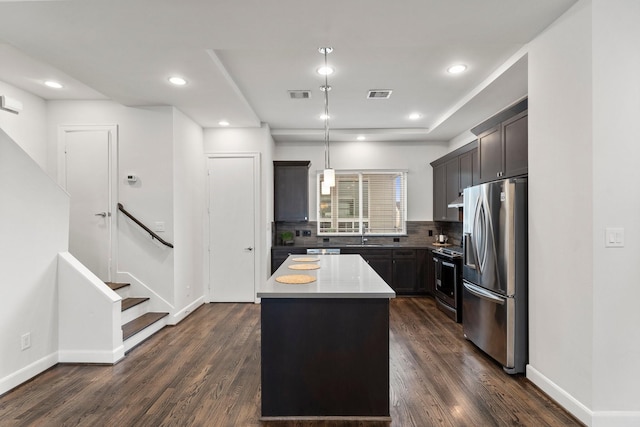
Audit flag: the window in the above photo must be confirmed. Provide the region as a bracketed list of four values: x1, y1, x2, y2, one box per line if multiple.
[317, 170, 407, 235]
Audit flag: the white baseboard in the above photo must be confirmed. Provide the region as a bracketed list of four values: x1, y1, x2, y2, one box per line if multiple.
[58, 346, 125, 364]
[171, 297, 205, 325]
[527, 364, 592, 426]
[592, 411, 640, 427]
[0, 352, 57, 396]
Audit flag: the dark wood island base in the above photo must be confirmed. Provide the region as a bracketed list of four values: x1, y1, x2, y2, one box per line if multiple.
[261, 297, 390, 420]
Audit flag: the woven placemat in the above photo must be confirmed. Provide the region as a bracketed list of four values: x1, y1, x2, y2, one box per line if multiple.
[291, 257, 320, 262]
[275, 274, 316, 284]
[288, 263, 321, 271]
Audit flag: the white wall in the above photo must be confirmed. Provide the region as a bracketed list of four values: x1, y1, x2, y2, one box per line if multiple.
[172, 108, 205, 318]
[275, 140, 449, 222]
[527, 0, 594, 421]
[0, 80, 47, 170]
[528, 1, 640, 425]
[0, 129, 69, 395]
[47, 101, 176, 304]
[203, 125, 275, 281]
[591, 0, 640, 422]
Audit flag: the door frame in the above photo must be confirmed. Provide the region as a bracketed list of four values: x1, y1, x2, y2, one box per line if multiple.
[58, 124, 119, 281]
[205, 152, 261, 303]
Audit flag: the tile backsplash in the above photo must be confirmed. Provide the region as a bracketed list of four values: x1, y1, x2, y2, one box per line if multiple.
[274, 220, 463, 247]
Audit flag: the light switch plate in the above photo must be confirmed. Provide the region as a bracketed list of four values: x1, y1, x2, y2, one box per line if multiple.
[605, 227, 624, 248]
[154, 221, 165, 232]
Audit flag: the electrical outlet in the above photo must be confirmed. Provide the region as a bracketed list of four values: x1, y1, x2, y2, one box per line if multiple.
[154, 221, 165, 232]
[428, 230, 433, 237]
[295, 230, 300, 237]
[21, 333, 31, 350]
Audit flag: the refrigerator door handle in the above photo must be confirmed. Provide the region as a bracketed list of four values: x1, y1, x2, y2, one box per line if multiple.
[463, 281, 505, 305]
[464, 233, 476, 270]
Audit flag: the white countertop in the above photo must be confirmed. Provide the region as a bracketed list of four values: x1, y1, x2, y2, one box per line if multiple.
[258, 254, 396, 299]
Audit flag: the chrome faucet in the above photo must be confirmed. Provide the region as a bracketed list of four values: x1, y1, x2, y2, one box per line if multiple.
[361, 227, 368, 244]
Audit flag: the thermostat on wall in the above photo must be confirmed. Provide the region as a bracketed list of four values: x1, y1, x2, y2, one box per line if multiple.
[126, 174, 138, 183]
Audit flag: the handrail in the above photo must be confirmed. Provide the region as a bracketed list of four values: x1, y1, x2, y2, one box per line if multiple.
[117, 203, 174, 248]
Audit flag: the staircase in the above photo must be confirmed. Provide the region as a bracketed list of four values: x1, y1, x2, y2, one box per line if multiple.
[107, 282, 169, 353]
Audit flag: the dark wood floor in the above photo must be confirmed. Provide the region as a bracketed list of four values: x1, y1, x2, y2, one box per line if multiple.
[0, 298, 581, 426]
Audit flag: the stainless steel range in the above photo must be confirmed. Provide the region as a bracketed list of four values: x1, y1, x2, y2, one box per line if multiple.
[432, 247, 463, 322]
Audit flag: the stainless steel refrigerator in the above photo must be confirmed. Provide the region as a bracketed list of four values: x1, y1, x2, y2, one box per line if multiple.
[462, 177, 527, 374]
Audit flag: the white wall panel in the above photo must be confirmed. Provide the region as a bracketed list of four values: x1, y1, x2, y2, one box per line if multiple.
[528, 1, 594, 421]
[274, 140, 448, 221]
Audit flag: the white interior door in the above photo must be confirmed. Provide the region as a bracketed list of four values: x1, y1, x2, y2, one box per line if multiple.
[63, 127, 115, 281]
[208, 155, 257, 302]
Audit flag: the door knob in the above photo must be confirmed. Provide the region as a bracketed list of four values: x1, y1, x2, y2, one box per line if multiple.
[245, 247, 254, 251]
[95, 212, 107, 217]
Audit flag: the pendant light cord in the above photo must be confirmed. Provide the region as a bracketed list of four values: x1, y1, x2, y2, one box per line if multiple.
[323, 48, 331, 170]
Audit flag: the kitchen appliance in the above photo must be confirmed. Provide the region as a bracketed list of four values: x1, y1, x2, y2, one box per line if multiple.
[432, 247, 462, 322]
[462, 177, 528, 374]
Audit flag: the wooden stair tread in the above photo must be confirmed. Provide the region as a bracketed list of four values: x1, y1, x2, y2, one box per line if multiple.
[121, 297, 149, 311]
[123, 312, 169, 340]
[106, 282, 130, 291]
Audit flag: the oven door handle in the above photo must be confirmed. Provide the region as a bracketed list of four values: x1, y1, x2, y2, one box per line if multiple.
[442, 260, 456, 269]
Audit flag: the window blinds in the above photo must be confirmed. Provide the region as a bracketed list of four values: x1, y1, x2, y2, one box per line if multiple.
[317, 171, 406, 235]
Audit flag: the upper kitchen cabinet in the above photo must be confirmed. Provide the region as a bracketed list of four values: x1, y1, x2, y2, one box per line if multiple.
[459, 147, 479, 191]
[431, 141, 477, 222]
[274, 161, 310, 222]
[472, 98, 528, 184]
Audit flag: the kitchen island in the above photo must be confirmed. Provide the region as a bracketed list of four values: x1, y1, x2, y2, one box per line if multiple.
[258, 254, 395, 421]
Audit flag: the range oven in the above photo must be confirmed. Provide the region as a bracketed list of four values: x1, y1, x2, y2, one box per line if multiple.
[432, 248, 463, 323]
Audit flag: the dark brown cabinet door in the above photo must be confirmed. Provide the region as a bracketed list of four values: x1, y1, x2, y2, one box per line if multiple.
[274, 161, 310, 222]
[393, 258, 417, 294]
[353, 249, 392, 285]
[433, 163, 447, 221]
[392, 249, 417, 294]
[416, 250, 436, 296]
[478, 125, 503, 183]
[472, 148, 480, 185]
[444, 158, 460, 221]
[503, 111, 528, 178]
[367, 258, 393, 285]
[459, 149, 474, 192]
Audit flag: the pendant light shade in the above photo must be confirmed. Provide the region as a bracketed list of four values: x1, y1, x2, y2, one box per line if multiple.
[323, 168, 335, 187]
[321, 180, 331, 195]
[321, 181, 331, 195]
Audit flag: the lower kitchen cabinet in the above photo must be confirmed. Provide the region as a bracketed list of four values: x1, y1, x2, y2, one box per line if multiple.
[392, 249, 417, 294]
[417, 249, 435, 295]
[272, 246, 431, 295]
[342, 248, 393, 286]
[271, 247, 307, 273]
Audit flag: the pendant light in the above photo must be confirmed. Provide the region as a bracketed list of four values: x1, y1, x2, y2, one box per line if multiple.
[320, 47, 335, 194]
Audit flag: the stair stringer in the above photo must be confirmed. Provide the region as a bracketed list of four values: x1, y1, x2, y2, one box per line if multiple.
[115, 271, 175, 324]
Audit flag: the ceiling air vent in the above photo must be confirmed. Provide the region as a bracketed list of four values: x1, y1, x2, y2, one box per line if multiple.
[288, 90, 312, 99]
[367, 90, 393, 99]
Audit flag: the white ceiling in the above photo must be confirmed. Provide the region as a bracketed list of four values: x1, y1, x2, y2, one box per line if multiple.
[0, 0, 577, 142]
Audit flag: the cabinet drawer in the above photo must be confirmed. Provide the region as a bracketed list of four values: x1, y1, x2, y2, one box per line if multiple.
[392, 249, 416, 258]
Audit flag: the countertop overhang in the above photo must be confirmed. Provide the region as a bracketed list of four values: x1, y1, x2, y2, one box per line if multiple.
[259, 254, 396, 299]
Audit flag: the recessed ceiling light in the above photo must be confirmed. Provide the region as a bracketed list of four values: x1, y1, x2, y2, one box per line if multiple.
[44, 80, 63, 89]
[317, 66, 334, 76]
[447, 64, 467, 74]
[168, 76, 187, 86]
[357, 135, 366, 141]
[409, 113, 422, 120]
[218, 120, 230, 126]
